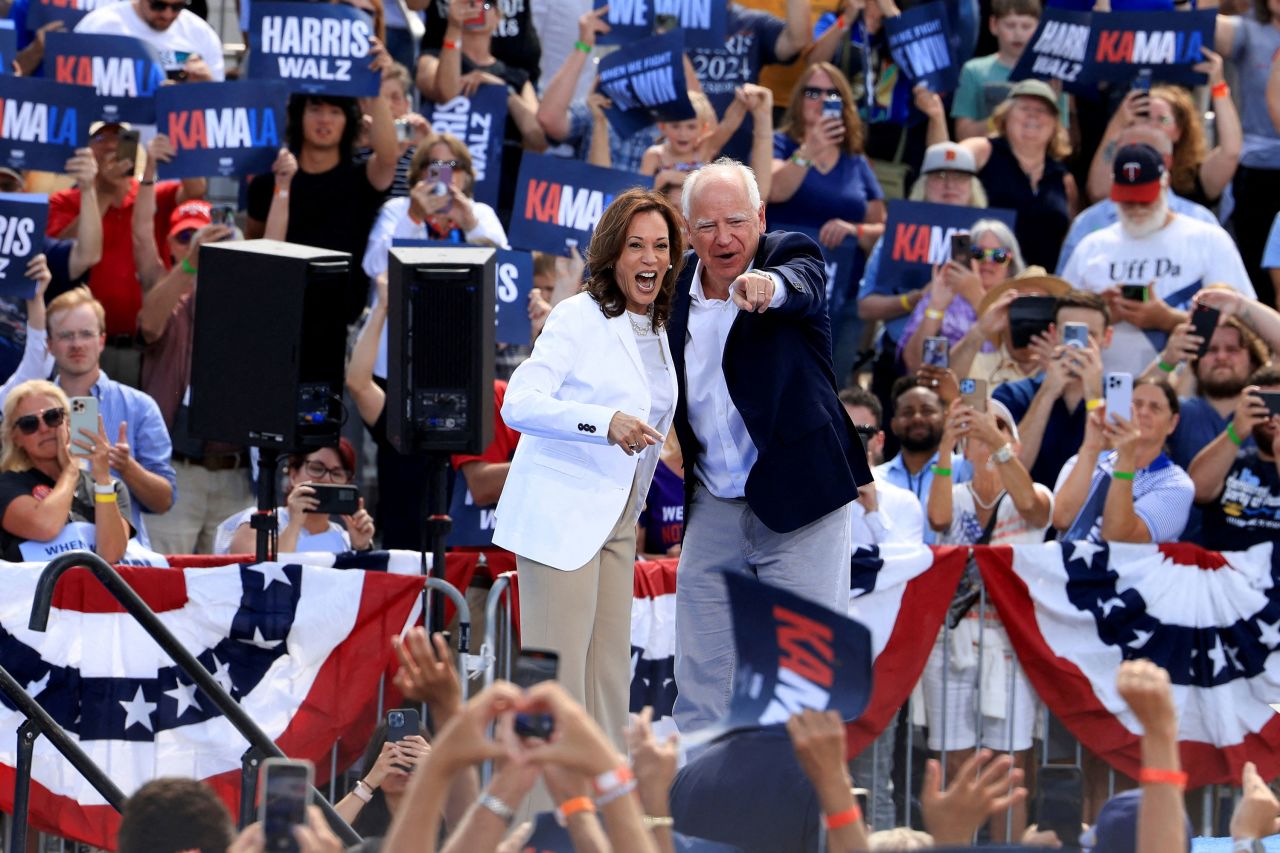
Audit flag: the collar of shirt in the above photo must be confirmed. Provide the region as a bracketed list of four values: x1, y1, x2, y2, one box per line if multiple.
[56, 369, 110, 399]
[690, 258, 758, 307]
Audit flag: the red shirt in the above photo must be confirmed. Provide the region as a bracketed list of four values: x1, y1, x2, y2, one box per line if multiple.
[47, 179, 182, 336]
[451, 380, 521, 470]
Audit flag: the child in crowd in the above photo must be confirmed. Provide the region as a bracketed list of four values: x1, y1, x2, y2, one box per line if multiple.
[951, 0, 1065, 140]
[640, 88, 767, 192]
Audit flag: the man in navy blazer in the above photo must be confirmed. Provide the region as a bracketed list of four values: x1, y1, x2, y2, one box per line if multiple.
[668, 159, 874, 733]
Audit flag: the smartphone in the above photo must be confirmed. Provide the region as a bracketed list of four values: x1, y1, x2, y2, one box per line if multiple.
[1119, 284, 1148, 302]
[1034, 765, 1083, 848]
[425, 162, 453, 214]
[821, 97, 843, 120]
[1132, 69, 1153, 118]
[394, 118, 413, 143]
[960, 378, 987, 412]
[923, 336, 950, 369]
[950, 232, 972, 264]
[69, 396, 99, 457]
[1253, 390, 1280, 417]
[386, 707, 421, 772]
[260, 758, 313, 853]
[1190, 303, 1221, 359]
[1104, 372, 1134, 423]
[305, 483, 359, 515]
[116, 129, 140, 169]
[1007, 295, 1057, 350]
[653, 12, 679, 33]
[214, 204, 236, 228]
[462, 0, 487, 30]
[512, 648, 559, 739]
[1061, 321, 1090, 349]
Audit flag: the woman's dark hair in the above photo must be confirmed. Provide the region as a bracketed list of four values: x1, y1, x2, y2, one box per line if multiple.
[1256, 0, 1272, 23]
[584, 188, 686, 331]
[1137, 376, 1180, 417]
[285, 94, 363, 158]
[351, 724, 393, 838]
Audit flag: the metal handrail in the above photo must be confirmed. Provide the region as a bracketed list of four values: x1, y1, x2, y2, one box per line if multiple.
[27, 551, 361, 845]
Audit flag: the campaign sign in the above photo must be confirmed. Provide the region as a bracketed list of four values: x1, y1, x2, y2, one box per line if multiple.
[1085, 10, 1214, 87]
[594, 0, 726, 50]
[878, 200, 1016, 290]
[508, 153, 647, 255]
[0, 193, 48, 299]
[25, 0, 123, 32]
[391, 238, 535, 346]
[156, 81, 286, 179]
[597, 30, 696, 138]
[0, 77, 94, 172]
[46, 33, 165, 125]
[427, 84, 508, 210]
[1009, 7, 1093, 93]
[0, 23, 15, 78]
[885, 2, 958, 93]
[694, 572, 872, 740]
[248, 2, 380, 97]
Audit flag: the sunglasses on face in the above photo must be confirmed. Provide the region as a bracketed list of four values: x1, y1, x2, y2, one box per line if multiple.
[803, 87, 842, 102]
[148, 0, 189, 11]
[971, 247, 1011, 263]
[14, 407, 65, 435]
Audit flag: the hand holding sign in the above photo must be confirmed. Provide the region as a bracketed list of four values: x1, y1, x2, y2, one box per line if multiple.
[25, 254, 51, 303]
[1195, 47, 1225, 87]
[578, 4, 611, 48]
[64, 146, 96, 188]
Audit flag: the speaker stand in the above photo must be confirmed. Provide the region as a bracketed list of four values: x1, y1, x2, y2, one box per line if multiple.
[250, 449, 281, 563]
[420, 453, 452, 635]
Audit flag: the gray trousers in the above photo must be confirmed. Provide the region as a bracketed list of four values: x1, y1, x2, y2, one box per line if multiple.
[673, 482, 853, 734]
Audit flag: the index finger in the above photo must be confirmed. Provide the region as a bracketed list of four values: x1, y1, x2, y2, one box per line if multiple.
[640, 423, 663, 441]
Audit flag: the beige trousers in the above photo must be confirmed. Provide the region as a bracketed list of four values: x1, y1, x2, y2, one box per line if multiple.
[515, 481, 640, 751]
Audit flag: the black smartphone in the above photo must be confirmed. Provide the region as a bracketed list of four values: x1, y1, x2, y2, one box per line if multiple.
[512, 648, 559, 739]
[116, 129, 140, 169]
[260, 758, 313, 853]
[1007, 295, 1057, 349]
[1120, 284, 1148, 302]
[1253, 390, 1280, 417]
[305, 483, 359, 515]
[1034, 765, 1083, 847]
[386, 707, 420, 772]
[950, 232, 972, 264]
[1132, 69, 1153, 118]
[923, 336, 949, 369]
[1190, 303, 1221, 359]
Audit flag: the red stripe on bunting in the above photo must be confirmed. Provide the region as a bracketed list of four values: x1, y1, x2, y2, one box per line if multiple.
[50, 565, 189, 614]
[976, 545, 1280, 787]
[845, 546, 969, 758]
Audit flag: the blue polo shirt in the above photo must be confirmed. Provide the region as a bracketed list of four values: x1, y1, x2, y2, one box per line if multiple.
[994, 374, 1087, 489]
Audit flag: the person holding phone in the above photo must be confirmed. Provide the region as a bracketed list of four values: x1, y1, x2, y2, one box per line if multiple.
[1053, 377, 1193, 543]
[900, 219, 1026, 373]
[334, 723, 444, 837]
[924, 397, 1049, 842]
[0, 380, 130, 563]
[214, 440, 375, 555]
[493, 188, 683, 747]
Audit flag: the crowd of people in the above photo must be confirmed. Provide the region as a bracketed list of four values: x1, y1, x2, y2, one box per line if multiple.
[3, 0, 1280, 848]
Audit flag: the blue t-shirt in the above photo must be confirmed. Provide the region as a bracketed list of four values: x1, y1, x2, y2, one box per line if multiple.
[1168, 396, 1249, 470]
[994, 374, 1088, 489]
[1199, 446, 1280, 551]
[770, 135, 883, 230]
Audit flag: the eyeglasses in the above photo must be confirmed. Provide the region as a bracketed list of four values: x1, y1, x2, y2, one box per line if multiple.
[301, 460, 351, 483]
[970, 247, 1011, 264]
[803, 87, 842, 102]
[174, 229, 197, 244]
[147, 0, 189, 12]
[14, 407, 65, 435]
[53, 329, 100, 344]
[429, 159, 459, 168]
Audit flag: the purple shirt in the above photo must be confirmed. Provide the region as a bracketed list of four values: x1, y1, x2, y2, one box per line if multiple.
[640, 460, 684, 555]
[897, 294, 994, 360]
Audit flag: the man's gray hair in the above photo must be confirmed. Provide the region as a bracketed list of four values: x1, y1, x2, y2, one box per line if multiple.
[681, 157, 763, 222]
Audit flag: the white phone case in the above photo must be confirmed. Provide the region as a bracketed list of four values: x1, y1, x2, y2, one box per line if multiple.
[1104, 373, 1133, 423]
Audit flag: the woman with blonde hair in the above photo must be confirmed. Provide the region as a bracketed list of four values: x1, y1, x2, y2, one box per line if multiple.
[0, 379, 129, 562]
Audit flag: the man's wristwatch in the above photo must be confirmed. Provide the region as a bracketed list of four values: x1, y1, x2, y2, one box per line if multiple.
[1232, 839, 1264, 853]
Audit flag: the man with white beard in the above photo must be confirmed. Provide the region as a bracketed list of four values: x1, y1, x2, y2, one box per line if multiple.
[1061, 143, 1253, 376]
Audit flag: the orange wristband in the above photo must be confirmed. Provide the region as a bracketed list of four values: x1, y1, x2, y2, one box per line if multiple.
[557, 796, 596, 822]
[1212, 81, 1229, 100]
[443, 38, 459, 50]
[1138, 767, 1188, 789]
[824, 803, 862, 830]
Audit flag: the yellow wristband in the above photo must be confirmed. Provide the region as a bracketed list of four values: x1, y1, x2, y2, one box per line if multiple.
[925, 308, 945, 321]
[899, 293, 912, 311]
[1085, 398, 1104, 412]
[94, 492, 117, 503]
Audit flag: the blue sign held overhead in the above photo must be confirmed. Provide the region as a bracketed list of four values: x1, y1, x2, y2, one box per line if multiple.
[46, 32, 165, 125]
[0, 23, 16, 78]
[594, 0, 726, 50]
[426, 84, 507, 211]
[0, 77, 94, 173]
[508, 153, 647, 256]
[1084, 10, 1214, 87]
[156, 81, 287, 179]
[885, 1, 959, 94]
[0, 193, 49, 299]
[25, 0, 122, 33]
[597, 30, 697, 138]
[877, 200, 1017, 293]
[248, 2, 381, 97]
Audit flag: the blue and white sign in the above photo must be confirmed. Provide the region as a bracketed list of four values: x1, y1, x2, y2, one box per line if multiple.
[427, 84, 508, 211]
[0, 77, 94, 173]
[878, 200, 1017, 290]
[0, 23, 16, 78]
[46, 32, 165, 125]
[597, 30, 696, 138]
[248, 2, 380, 97]
[25, 0, 122, 32]
[156, 81, 286, 179]
[885, 1, 959, 93]
[508, 153, 646, 255]
[0, 193, 49, 299]
[594, 0, 726, 50]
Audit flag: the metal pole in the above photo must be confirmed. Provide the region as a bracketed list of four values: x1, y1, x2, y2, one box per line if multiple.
[9, 720, 38, 853]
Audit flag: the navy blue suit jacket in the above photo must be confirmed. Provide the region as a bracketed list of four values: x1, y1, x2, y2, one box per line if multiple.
[668, 230, 873, 533]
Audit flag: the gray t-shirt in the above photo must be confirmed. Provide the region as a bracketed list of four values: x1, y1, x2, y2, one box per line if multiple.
[1231, 17, 1280, 168]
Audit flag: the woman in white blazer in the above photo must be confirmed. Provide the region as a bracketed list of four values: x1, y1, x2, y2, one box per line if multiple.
[494, 188, 685, 745]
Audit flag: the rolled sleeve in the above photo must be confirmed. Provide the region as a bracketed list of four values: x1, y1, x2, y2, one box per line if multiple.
[130, 399, 178, 511]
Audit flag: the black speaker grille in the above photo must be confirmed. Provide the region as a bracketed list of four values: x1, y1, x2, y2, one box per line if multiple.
[410, 275, 476, 386]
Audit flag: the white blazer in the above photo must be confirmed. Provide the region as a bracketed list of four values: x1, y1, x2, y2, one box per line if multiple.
[493, 292, 678, 571]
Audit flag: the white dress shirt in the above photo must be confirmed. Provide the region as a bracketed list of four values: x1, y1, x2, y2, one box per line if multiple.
[684, 260, 785, 499]
[849, 473, 925, 545]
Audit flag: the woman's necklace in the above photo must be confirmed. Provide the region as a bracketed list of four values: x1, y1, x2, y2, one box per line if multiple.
[968, 481, 1005, 511]
[628, 311, 651, 336]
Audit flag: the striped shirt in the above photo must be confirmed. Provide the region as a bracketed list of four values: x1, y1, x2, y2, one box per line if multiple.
[1054, 451, 1194, 544]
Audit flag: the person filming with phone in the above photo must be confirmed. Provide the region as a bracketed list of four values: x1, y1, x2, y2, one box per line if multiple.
[0, 380, 130, 563]
[215, 440, 375, 555]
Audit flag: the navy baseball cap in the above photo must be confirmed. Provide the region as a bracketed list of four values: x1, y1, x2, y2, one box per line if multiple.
[1080, 789, 1192, 853]
[1111, 143, 1165, 204]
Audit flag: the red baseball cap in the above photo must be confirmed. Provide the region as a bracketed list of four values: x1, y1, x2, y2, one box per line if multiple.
[169, 200, 212, 238]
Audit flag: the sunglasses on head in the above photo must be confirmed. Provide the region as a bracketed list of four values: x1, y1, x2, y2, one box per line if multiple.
[14, 407, 65, 435]
[803, 87, 842, 102]
[971, 246, 1011, 263]
[148, 0, 189, 11]
[430, 159, 459, 168]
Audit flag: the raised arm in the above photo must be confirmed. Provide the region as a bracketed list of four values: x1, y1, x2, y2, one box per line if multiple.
[1116, 660, 1187, 853]
[1198, 49, 1241, 202]
[64, 148, 101, 280]
[363, 40, 400, 192]
[927, 406, 960, 533]
[537, 8, 609, 142]
[133, 137, 169, 293]
[774, 0, 813, 61]
[1051, 416, 1104, 533]
[346, 274, 389, 427]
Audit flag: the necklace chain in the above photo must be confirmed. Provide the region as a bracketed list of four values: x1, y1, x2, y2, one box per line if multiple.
[968, 482, 1006, 511]
[628, 311, 652, 335]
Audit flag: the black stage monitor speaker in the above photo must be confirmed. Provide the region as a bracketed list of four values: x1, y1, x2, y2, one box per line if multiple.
[387, 245, 495, 455]
[189, 239, 350, 452]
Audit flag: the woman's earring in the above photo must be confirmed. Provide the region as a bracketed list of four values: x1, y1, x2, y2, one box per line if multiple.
[668, 263, 673, 269]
